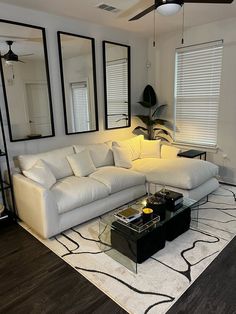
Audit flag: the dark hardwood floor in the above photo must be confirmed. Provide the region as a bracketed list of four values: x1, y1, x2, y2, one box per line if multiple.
[0, 223, 127, 314]
[0, 222, 235, 314]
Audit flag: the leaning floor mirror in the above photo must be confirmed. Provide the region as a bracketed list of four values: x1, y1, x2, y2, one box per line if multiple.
[57, 31, 98, 134]
[103, 41, 131, 129]
[0, 20, 54, 141]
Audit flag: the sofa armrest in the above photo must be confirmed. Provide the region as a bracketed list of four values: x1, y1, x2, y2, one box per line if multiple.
[13, 173, 59, 238]
[161, 144, 180, 159]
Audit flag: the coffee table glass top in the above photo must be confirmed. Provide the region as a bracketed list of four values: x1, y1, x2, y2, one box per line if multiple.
[99, 195, 199, 273]
[101, 196, 197, 231]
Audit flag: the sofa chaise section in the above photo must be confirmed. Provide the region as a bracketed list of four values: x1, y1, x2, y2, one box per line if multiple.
[132, 157, 219, 200]
[113, 136, 219, 201]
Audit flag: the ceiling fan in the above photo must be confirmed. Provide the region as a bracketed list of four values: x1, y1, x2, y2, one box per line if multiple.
[129, 0, 234, 21]
[1, 40, 33, 65]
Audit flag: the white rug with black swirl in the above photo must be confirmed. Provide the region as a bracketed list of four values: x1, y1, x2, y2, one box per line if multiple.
[21, 184, 236, 314]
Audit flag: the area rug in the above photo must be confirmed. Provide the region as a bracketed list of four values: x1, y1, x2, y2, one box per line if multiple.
[20, 184, 236, 314]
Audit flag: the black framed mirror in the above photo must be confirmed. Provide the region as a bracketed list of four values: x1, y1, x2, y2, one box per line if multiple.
[57, 31, 98, 134]
[103, 41, 131, 130]
[0, 19, 54, 142]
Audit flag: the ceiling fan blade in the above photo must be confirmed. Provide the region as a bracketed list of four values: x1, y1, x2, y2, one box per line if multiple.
[19, 54, 34, 57]
[119, 0, 153, 18]
[0, 35, 42, 42]
[184, 0, 233, 3]
[129, 3, 157, 21]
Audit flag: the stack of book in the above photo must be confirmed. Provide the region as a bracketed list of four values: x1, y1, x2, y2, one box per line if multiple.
[114, 207, 141, 223]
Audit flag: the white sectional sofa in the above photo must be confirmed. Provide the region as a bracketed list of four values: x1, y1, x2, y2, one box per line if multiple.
[13, 136, 219, 238]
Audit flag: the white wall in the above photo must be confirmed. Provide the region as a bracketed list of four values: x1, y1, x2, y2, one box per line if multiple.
[148, 17, 236, 184]
[0, 2, 148, 162]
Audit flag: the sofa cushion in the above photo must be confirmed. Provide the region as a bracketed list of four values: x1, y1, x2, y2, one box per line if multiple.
[113, 146, 132, 169]
[132, 158, 218, 190]
[161, 145, 180, 159]
[73, 143, 114, 167]
[22, 159, 56, 189]
[113, 135, 143, 161]
[18, 146, 74, 180]
[140, 139, 161, 158]
[51, 176, 109, 214]
[67, 150, 96, 177]
[89, 166, 146, 194]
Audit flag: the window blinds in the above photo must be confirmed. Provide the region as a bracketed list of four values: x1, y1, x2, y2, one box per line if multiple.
[106, 59, 128, 128]
[71, 82, 90, 132]
[174, 40, 223, 147]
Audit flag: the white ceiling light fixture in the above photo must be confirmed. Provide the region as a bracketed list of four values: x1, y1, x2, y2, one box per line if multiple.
[5, 60, 15, 66]
[157, 1, 183, 16]
[129, 0, 234, 21]
[0, 41, 33, 65]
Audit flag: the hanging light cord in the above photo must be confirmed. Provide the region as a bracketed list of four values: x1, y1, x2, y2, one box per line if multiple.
[153, 8, 156, 47]
[181, 4, 185, 45]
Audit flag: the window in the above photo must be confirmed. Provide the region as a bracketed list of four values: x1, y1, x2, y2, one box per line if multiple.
[71, 81, 90, 132]
[174, 40, 223, 147]
[106, 59, 128, 128]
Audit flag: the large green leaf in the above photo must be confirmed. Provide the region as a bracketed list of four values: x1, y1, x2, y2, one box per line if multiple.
[152, 104, 167, 117]
[133, 126, 148, 132]
[143, 85, 157, 107]
[136, 115, 151, 126]
[152, 119, 174, 130]
[153, 128, 173, 137]
[152, 118, 169, 125]
[153, 128, 173, 141]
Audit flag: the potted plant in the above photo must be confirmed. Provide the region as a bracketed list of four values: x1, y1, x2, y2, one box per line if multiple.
[134, 84, 173, 141]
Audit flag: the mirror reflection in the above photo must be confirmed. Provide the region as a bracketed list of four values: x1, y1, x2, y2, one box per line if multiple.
[103, 41, 130, 129]
[57, 32, 98, 134]
[0, 20, 54, 141]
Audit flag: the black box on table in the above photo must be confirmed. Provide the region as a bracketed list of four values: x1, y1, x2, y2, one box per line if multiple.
[111, 220, 166, 264]
[155, 188, 183, 212]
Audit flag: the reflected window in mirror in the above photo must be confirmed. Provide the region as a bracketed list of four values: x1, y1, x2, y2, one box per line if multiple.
[57, 32, 98, 134]
[103, 41, 131, 129]
[0, 20, 54, 142]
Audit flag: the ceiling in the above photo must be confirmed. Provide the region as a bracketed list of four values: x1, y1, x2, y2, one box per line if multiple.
[1, 0, 236, 36]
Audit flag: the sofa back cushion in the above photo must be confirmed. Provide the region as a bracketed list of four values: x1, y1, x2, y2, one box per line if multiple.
[18, 146, 74, 180]
[73, 143, 114, 167]
[161, 144, 180, 159]
[140, 139, 161, 158]
[22, 159, 56, 189]
[112, 146, 133, 169]
[113, 135, 143, 161]
[67, 150, 96, 177]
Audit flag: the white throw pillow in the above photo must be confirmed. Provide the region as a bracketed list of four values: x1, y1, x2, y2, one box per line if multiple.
[112, 146, 133, 169]
[113, 135, 143, 161]
[161, 145, 180, 159]
[18, 146, 74, 180]
[140, 139, 161, 158]
[67, 150, 96, 177]
[23, 159, 56, 189]
[73, 143, 114, 167]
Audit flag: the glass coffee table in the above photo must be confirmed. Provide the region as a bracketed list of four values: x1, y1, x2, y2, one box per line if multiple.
[99, 196, 199, 273]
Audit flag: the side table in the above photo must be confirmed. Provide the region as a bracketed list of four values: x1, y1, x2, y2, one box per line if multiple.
[178, 149, 206, 160]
